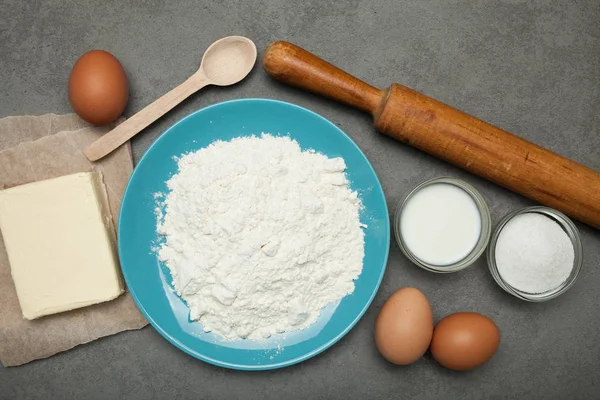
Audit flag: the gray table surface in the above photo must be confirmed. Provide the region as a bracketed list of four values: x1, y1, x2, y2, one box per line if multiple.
[2, 1, 599, 399]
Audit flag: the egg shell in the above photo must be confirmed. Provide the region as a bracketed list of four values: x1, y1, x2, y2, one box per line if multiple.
[374, 287, 433, 365]
[430, 312, 500, 371]
[68, 50, 129, 126]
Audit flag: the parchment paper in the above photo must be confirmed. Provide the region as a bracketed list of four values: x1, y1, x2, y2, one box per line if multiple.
[0, 115, 147, 367]
[0, 113, 90, 151]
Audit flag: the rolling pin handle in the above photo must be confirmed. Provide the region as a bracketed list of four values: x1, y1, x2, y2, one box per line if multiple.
[263, 41, 384, 114]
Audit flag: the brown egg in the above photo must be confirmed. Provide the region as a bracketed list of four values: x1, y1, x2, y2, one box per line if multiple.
[430, 312, 500, 371]
[68, 50, 128, 125]
[374, 287, 433, 365]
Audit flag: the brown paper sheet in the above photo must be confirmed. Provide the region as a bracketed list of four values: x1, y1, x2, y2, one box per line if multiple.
[0, 116, 148, 367]
[0, 113, 90, 152]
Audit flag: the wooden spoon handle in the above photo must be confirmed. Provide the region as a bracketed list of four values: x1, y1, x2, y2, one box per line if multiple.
[263, 41, 383, 113]
[84, 72, 210, 162]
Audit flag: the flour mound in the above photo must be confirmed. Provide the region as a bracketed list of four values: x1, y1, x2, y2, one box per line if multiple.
[156, 134, 364, 340]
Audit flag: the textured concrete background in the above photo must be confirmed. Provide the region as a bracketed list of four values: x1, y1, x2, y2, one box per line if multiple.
[1, 0, 599, 399]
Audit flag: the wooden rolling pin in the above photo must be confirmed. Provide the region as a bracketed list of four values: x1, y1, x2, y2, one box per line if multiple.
[263, 41, 600, 230]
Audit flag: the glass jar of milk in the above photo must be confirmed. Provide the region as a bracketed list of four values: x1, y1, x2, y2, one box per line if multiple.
[394, 177, 492, 273]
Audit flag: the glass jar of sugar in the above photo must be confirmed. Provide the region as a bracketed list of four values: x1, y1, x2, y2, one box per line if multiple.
[487, 206, 583, 302]
[394, 177, 492, 273]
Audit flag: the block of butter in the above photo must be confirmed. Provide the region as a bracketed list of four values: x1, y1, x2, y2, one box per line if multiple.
[0, 172, 124, 320]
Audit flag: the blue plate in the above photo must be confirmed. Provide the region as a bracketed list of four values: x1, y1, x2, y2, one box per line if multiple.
[119, 99, 390, 370]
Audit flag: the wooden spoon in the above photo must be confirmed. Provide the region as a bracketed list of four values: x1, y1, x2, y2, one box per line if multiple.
[84, 36, 257, 161]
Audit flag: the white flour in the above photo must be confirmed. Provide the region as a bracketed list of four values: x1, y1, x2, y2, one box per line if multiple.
[156, 134, 365, 340]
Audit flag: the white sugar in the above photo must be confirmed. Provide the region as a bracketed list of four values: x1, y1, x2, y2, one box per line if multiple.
[495, 212, 574, 294]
